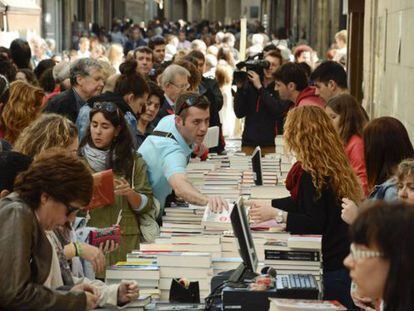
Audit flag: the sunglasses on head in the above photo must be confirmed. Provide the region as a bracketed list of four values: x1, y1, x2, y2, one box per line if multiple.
[176, 94, 204, 116]
[93, 102, 118, 112]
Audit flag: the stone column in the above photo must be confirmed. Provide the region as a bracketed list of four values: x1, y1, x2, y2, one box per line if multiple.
[187, 0, 193, 22]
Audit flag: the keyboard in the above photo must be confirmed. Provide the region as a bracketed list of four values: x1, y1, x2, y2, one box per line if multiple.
[276, 274, 319, 299]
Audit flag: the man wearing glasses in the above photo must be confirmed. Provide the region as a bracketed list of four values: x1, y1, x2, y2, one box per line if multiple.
[139, 92, 228, 221]
[152, 64, 190, 126]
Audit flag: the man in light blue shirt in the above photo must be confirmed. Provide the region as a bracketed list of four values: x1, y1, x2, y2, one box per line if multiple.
[139, 92, 227, 218]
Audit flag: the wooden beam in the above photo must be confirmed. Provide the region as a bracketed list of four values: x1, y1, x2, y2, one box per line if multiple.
[347, 0, 364, 103]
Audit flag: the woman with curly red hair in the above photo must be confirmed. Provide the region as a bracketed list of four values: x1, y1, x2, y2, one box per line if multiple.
[1, 80, 44, 145]
[250, 105, 363, 308]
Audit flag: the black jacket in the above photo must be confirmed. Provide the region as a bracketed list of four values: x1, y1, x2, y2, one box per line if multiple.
[44, 88, 79, 123]
[152, 96, 174, 127]
[200, 77, 225, 153]
[272, 172, 350, 272]
[234, 81, 292, 147]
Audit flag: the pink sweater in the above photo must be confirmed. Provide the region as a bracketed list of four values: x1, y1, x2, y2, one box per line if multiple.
[345, 135, 369, 196]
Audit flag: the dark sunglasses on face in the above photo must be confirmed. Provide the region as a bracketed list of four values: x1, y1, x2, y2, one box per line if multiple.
[65, 203, 80, 216]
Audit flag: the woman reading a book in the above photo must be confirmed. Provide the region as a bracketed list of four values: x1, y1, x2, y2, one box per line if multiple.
[0, 149, 99, 310]
[79, 101, 156, 270]
[344, 201, 414, 311]
[325, 94, 369, 195]
[249, 105, 363, 308]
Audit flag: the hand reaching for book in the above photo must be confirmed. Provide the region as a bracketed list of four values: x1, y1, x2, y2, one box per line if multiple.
[208, 196, 228, 213]
[117, 281, 139, 305]
[249, 202, 277, 223]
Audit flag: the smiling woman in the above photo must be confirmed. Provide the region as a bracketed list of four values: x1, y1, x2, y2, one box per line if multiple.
[0, 149, 94, 310]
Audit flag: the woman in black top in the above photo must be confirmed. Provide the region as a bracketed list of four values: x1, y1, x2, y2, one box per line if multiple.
[250, 106, 363, 308]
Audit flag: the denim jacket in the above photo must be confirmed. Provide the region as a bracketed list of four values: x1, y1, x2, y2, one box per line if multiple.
[369, 177, 398, 201]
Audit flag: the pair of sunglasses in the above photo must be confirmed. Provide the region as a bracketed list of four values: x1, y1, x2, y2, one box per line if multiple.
[93, 102, 121, 118]
[176, 94, 205, 116]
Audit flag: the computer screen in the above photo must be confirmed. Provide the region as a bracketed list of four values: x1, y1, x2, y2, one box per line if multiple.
[230, 197, 258, 274]
[251, 146, 262, 186]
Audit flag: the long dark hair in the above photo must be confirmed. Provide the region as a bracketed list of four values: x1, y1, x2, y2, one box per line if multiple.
[350, 201, 414, 311]
[80, 102, 135, 179]
[326, 94, 368, 144]
[363, 117, 414, 189]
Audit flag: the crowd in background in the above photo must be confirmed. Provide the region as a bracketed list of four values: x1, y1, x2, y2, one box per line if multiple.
[0, 16, 413, 311]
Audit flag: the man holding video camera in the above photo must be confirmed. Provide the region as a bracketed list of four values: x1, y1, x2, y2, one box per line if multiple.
[234, 50, 292, 155]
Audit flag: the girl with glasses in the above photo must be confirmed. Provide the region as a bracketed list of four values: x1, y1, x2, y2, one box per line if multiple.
[344, 201, 414, 311]
[79, 101, 157, 273]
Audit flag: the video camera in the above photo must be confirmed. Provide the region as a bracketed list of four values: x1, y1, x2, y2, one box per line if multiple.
[233, 53, 270, 85]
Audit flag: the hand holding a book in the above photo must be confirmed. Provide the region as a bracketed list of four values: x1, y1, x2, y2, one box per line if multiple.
[99, 239, 119, 254]
[114, 178, 133, 196]
[208, 196, 229, 213]
[117, 280, 139, 305]
[341, 198, 359, 224]
[70, 283, 99, 310]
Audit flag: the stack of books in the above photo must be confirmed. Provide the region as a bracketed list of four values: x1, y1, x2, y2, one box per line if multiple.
[200, 170, 242, 201]
[156, 252, 214, 301]
[161, 205, 206, 236]
[201, 203, 233, 233]
[211, 257, 242, 275]
[105, 263, 160, 299]
[228, 154, 251, 171]
[263, 235, 323, 282]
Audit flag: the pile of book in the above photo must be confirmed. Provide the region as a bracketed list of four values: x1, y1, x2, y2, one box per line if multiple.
[201, 204, 233, 233]
[122, 249, 214, 302]
[264, 235, 323, 282]
[156, 252, 213, 301]
[105, 261, 160, 299]
[161, 205, 205, 236]
[199, 169, 242, 201]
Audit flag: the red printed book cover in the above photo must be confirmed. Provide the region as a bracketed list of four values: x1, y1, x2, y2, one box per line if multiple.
[86, 169, 115, 209]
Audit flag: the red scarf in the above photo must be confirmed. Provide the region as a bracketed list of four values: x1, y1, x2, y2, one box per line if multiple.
[285, 161, 304, 202]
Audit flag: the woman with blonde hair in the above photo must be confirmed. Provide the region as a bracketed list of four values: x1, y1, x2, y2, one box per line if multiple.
[14, 113, 79, 157]
[1, 80, 44, 145]
[250, 105, 362, 308]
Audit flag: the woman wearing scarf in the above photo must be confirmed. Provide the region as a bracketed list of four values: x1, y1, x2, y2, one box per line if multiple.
[79, 101, 156, 272]
[249, 106, 363, 309]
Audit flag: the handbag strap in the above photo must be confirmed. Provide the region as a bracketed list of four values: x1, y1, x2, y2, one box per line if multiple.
[151, 131, 177, 142]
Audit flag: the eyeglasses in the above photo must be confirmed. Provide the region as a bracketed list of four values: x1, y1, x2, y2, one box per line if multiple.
[170, 81, 190, 91]
[350, 243, 383, 260]
[65, 203, 80, 216]
[176, 94, 205, 116]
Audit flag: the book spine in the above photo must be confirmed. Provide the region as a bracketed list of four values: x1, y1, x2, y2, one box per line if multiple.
[264, 250, 320, 261]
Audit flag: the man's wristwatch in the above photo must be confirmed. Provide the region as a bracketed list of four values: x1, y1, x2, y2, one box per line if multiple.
[275, 210, 285, 224]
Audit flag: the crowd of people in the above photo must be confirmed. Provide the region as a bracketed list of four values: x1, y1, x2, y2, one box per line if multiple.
[0, 17, 413, 311]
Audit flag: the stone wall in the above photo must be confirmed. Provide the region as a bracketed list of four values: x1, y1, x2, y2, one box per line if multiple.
[364, 0, 414, 136]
